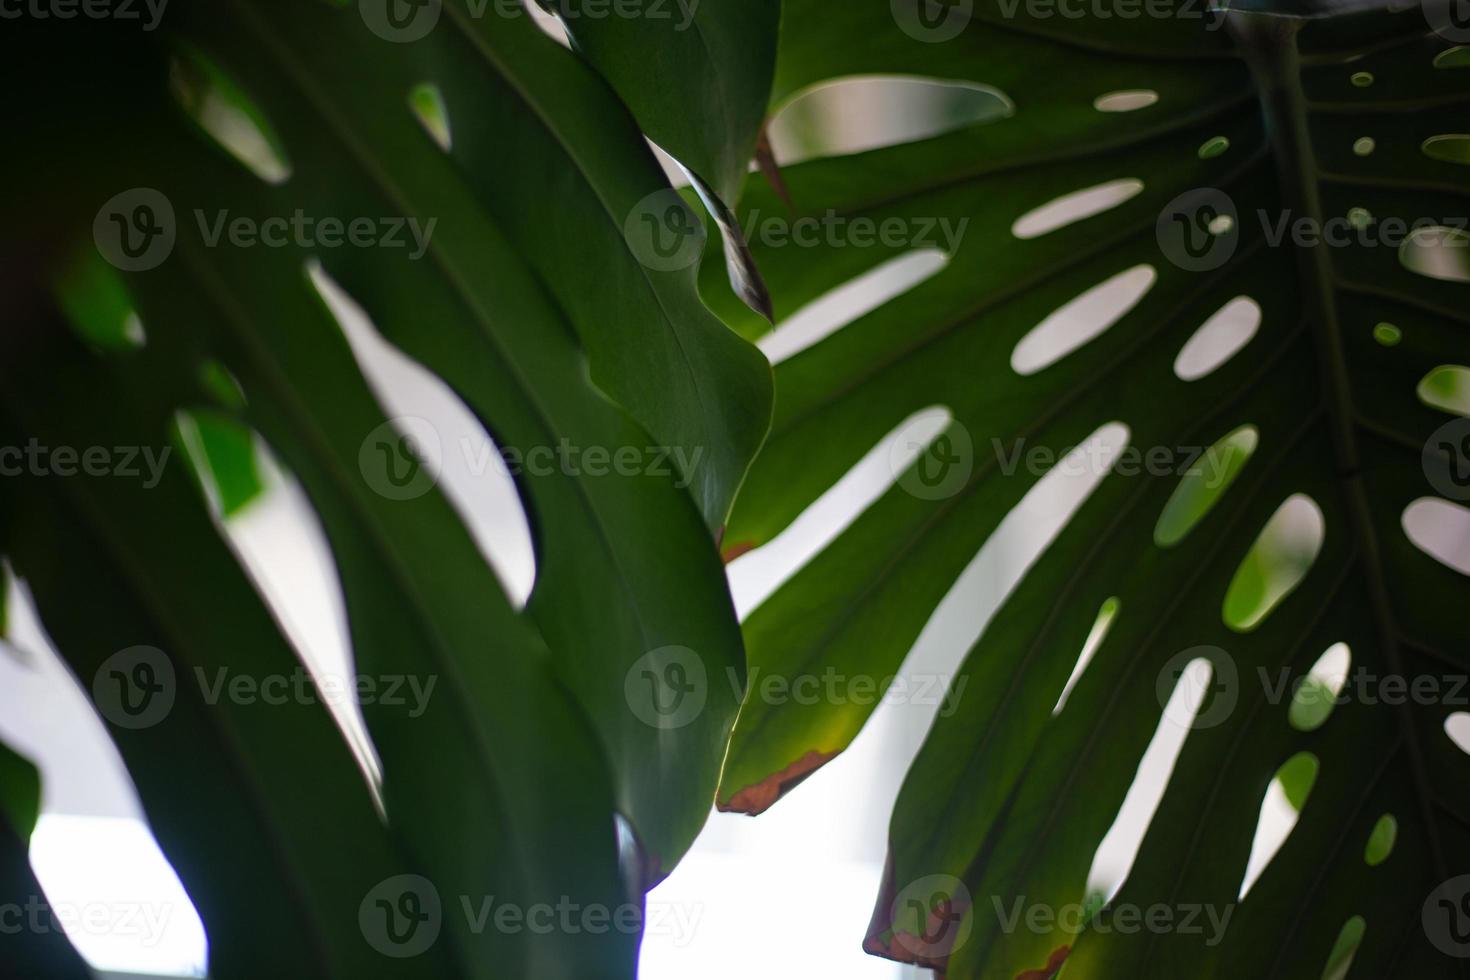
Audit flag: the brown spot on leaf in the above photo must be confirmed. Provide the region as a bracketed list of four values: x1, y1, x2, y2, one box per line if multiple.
[718, 749, 837, 815]
[721, 540, 756, 563]
[1015, 944, 1070, 980]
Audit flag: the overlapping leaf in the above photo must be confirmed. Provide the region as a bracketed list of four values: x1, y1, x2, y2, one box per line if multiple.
[711, 2, 1470, 977]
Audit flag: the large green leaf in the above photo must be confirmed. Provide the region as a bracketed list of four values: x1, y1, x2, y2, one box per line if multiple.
[1, 0, 776, 974]
[713, 3, 1470, 977]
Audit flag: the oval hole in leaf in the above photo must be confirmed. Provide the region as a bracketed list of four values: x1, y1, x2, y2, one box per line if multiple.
[409, 83, 452, 152]
[169, 46, 291, 185]
[1352, 137, 1376, 157]
[1199, 135, 1231, 159]
[1373, 322, 1402, 347]
[1402, 497, 1470, 576]
[54, 250, 146, 350]
[759, 250, 947, 365]
[1350, 71, 1375, 87]
[1400, 225, 1470, 283]
[1011, 265, 1156, 376]
[727, 407, 951, 616]
[1154, 425, 1259, 548]
[1435, 46, 1470, 69]
[1085, 655, 1214, 902]
[1288, 642, 1351, 733]
[1053, 597, 1120, 715]
[1320, 916, 1366, 980]
[1239, 751, 1319, 898]
[1011, 179, 1144, 240]
[308, 263, 537, 607]
[1223, 494, 1326, 632]
[1417, 364, 1470, 416]
[768, 76, 1014, 164]
[1364, 814, 1397, 866]
[1094, 90, 1158, 113]
[1174, 296, 1261, 382]
[1447, 712, 1470, 754]
[1423, 134, 1470, 165]
[906, 424, 1130, 715]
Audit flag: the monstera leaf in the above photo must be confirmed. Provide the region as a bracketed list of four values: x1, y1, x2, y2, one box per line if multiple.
[711, 2, 1470, 977]
[1, 1, 775, 975]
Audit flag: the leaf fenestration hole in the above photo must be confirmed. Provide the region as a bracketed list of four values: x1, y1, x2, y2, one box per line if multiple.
[409, 83, 452, 152]
[1400, 225, 1470, 283]
[1446, 712, 1470, 754]
[1011, 179, 1144, 240]
[1435, 46, 1470, 69]
[1239, 751, 1319, 899]
[169, 46, 291, 185]
[1085, 655, 1214, 903]
[1402, 498, 1470, 576]
[1154, 425, 1259, 548]
[1373, 322, 1402, 346]
[1174, 296, 1261, 382]
[1093, 90, 1158, 113]
[1011, 264, 1156, 376]
[1352, 137, 1376, 157]
[1320, 916, 1367, 980]
[1288, 642, 1351, 733]
[768, 76, 1014, 164]
[1423, 134, 1470, 165]
[727, 407, 952, 616]
[759, 250, 947, 365]
[1350, 71, 1375, 87]
[308, 262, 537, 607]
[1364, 814, 1397, 866]
[1417, 364, 1470, 416]
[1053, 597, 1120, 715]
[1223, 494, 1326, 632]
[1199, 136, 1231, 159]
